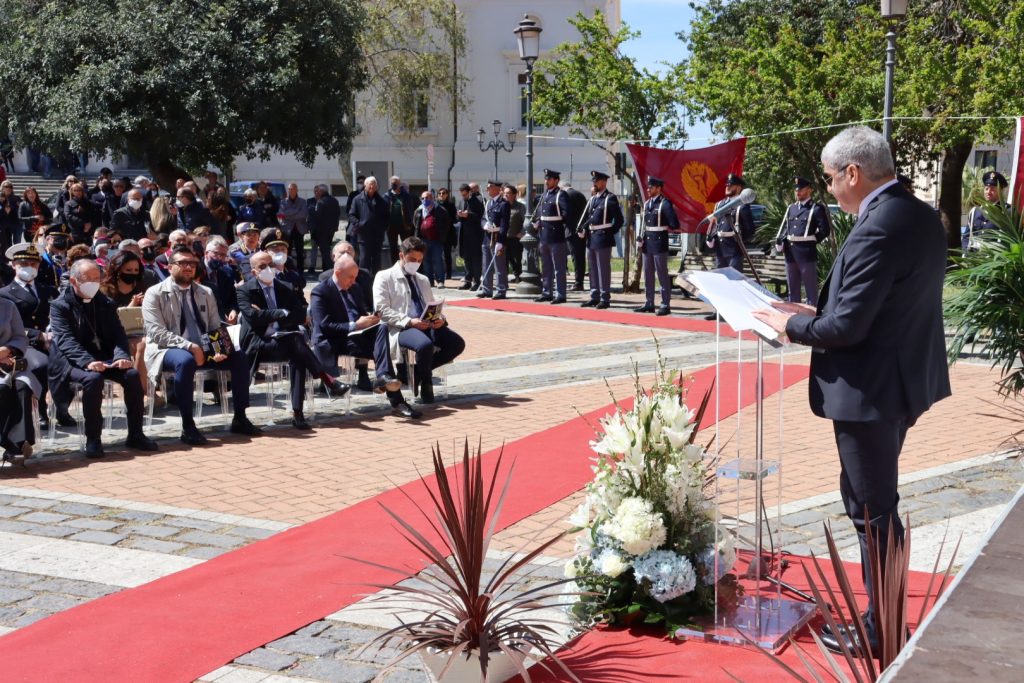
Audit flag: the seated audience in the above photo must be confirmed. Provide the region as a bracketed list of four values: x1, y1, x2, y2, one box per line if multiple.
[100, 250, 151, 395]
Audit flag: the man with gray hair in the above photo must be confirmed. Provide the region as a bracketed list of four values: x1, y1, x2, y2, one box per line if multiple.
[281, 182, 308, 271]
[347, 176, 387, 273]
[110, 188, 151, 240]
[310, 183, 340, 273]
[754, 125, 950, 658]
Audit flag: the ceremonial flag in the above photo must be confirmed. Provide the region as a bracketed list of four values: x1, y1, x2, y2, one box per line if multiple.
[1010, 116, 1024, 209]
[626, 138, 747, 233]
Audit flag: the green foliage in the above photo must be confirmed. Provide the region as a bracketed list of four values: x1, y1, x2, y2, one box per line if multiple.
[816, 209, 855, 283]
[946, 206, 1024, 396]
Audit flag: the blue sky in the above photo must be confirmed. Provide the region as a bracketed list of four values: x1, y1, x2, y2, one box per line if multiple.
[620, 0, 715, 143]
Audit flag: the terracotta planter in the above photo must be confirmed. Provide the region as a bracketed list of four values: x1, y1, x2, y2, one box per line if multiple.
[420, 646, 527, 683]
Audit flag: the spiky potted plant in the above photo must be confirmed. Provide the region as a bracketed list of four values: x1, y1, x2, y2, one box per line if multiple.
[352, 440, 580, 683]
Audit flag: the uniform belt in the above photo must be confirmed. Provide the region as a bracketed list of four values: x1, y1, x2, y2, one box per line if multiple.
[644, 226, 667, 232]
[591, 223, 613, 230]
[717, 231, 735, 237]
[540, 216, 563, 222]
[786, 235, 817, 242]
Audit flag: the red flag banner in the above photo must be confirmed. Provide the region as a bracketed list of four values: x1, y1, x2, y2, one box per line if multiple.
[626, 138, 747, 233]
[1010, 116, 1024, 209]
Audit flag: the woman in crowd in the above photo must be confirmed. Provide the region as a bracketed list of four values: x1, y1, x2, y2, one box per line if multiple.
[100, 250, 151, 395]
[18, 187, 52, 242]
[54, 175, 79, 217]
[150, 195, 179, 236]
[208, 187, 236, 239]
[63, 182, 96, 245]
[1, 180, 22, 251]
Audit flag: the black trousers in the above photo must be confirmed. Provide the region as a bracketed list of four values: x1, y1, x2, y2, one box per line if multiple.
[0, 381, 34, 454]
[357, 238, 382, 275]
[833, 417, 911, 631]
[287, 228, 306, 271]
[506, 237, 523, 277]
[25, 346, 49, 416]
[68, 366, 145, 441]
[460, 239, 483, 286]
[568, 233, 587, 287]
[255, 334, 327, 411]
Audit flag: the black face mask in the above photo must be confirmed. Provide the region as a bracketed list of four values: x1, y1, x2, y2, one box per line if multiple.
[141, 248, 156, 261]
[391, 183, 399, 191]
[119, 273, 141, 285]
[52, 238, 69, 250]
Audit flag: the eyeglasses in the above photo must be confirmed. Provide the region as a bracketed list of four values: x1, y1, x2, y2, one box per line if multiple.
[824, 164, 855, 188]
[172, 261, 198, 269]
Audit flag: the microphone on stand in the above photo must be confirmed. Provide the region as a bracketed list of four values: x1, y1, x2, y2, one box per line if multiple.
[698, 188, 757, 228]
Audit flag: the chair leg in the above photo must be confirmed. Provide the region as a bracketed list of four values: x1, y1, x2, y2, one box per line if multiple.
[217, 372, 230, 417]
[193, 370, 205, 421]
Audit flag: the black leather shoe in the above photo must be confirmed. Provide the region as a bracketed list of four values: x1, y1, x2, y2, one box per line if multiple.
[580, 299, 598, 308]
[634, 304, 655, 313]
[818, 624, 880, 659]
[324, 378, 350, 398]
[356, 376, 373, 392]
[458, 282, 473, 290]
[655, 305, 671, 316]
[419, 381, 435, 404]
[125, 433, 159, 451]
[595, 301, 610, 310]
[229, 416, 262, 436]
[534, 295, 552, 302]
[292, 411, 313, 431]
[374, 373, 402, 393]
[476, 290, 491, 298]
[571, 283, 585, 292]
[550, 297, 567, 304]
[180, 424, 209, 446]
[491, 293, 507, 300]
[56, 410, 77, 428]
[391, 402, 423, 419]
[84, 439, 105, 459]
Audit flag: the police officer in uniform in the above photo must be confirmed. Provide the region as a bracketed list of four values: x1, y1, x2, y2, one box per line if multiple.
[577, 171, 623, 309]
[964, 171, 1009, 253]
[774, 176, 831, 306]
[706, 172, 755, 272]
[634, 176, 679, 316]
[478, 180, 510, 299]
[259, 228, 307, 300]
[36, 224, 71, 291]
[532, 169, 571, 304]
[0, 243, 61, 429]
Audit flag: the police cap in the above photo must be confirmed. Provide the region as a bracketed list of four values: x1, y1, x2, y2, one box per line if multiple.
[982, 171, 1008, 188]
[259, 228, 288, 251]
[725, 173, 745, 187]
[44, 223, 70, 238]
[5, 242, 42, 262]
[543, 169, 561, 180]
[590, 170, 610, 182]
[793, 176, 812, 189]
[647, 176, 665, 187]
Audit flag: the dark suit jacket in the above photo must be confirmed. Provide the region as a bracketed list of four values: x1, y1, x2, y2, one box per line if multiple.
[236, 276, 307, 371]
[347, 192, 388, 246]
[309, 279, 369, 366]
[0, 280, 58, 348]
[317, 266, 373, 310]
[311, 194, 341, 241]
[201, 262, 240, 320]
[785, 183, 951, 422]
[48, 287, 132, 386]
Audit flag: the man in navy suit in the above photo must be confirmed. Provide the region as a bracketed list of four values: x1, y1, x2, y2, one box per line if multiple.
[754, 126, 950, 657]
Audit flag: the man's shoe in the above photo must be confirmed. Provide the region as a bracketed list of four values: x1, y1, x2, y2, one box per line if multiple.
[419, 380, 435, 404]
[534, 295, 553, 302]
[84, 439, 105, 459]
[180, 424, 209, 446]
[476, 290, 491, 298]
[458, 282, 473, 290]
[229, 416, 262, 436]
[655, 305, 671, 317]
[819, 624, 880, 659]
[571, 283, 585, 292]
[55, 410, 77, 428]
[356, 375, 374, 392]
[491, 293, 507, 300]
[550, 297, 567, 305]
[373, 373, 402, 393]
[595, 301, 610, 310]
[391, 402, 423, 419]
[634, 304, 655, 313]
[292, 411, 313, 431]
[324, 378, 350, 398]
[580, 299, 598, 308]
[125, 433, 159, 451]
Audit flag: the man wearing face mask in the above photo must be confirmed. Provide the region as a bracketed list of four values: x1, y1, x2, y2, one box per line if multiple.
[143, 246, 262, 444]
[238, 250, 350, 430]
[411, 190, 450, 287]
[0, 243, 64, 429]
[374, 237, 465, 414]
[110, 189, 151, 241]
[138, 237, 166, 283]
[48, 259, 158, 458]
[258, 228, 306, 299]
[230, 222, 263, 281]
[201, 236, 240, 324]
[36, 224, 71, 291]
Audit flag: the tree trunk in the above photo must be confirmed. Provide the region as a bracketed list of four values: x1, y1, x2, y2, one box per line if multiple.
[146, 154, 193, 193]
[622, 177, 642, 293]
[937, 139, 973, 252]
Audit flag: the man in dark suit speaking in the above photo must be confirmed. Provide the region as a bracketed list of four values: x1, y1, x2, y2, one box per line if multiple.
[753, 126, 950, 657]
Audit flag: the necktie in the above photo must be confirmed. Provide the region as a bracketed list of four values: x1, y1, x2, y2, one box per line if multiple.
[341, 289, 359, 323]
[406, 275, 424, 318]
[264, 285, 279, 338]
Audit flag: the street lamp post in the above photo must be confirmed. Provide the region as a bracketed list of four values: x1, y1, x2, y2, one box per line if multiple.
[477, 120, 516, 181]
[514, 14, 543, 293]
[880, 0, 908, 143]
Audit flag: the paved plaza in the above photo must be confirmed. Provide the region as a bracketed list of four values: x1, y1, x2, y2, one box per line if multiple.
[1, 281, 1021, 682]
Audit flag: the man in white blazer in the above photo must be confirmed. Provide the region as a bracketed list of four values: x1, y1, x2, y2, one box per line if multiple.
[373, 236, 465, 418]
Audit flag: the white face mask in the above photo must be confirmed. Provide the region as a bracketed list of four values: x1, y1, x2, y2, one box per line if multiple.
[128, 199, 143, 211]
[16, 266, 38, 282]
[77, 281, 101, 300]
[402, 260, 420, 275]
[175, 200, 185, 209]
[256, 267, 276, 284]
[271, 251, 288, 266]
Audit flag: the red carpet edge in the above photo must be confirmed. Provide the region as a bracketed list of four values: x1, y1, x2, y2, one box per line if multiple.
[0, 362, 809, 682]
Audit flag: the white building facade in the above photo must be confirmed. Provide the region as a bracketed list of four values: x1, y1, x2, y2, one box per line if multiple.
[231, 0, 621, 197]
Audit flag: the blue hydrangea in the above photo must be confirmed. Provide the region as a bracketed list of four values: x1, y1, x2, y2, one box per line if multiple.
[697, 545, 729, 585]
[632, 549, 697, 603]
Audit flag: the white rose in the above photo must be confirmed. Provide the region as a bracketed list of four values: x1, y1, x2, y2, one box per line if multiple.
[599, 551, 629, 578]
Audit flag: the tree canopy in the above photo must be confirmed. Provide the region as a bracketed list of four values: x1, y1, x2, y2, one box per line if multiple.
[0, 0, 466, 186]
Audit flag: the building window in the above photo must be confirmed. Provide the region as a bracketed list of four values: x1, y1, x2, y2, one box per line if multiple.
[401, 92, 429, 130]
[974, 150, 997, 169]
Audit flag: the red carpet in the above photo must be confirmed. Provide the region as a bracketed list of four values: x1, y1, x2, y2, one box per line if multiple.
[448, 297, 746, 338]
[514, 552, 945, 682]
[0, 362, 809, 683]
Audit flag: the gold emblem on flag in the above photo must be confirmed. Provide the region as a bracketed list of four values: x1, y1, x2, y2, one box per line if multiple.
[680, 162, 719, 214]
